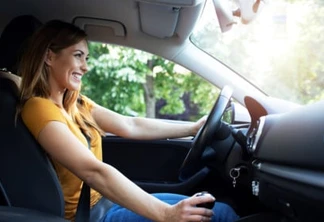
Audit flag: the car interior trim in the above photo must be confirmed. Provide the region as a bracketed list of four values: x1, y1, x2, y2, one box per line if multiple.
[256, 162, 324, 189]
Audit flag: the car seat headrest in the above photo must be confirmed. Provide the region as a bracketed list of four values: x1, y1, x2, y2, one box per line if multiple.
[0, 15, 42, 74]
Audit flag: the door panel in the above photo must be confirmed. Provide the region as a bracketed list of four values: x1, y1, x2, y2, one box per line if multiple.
[102, 136, 192, 183]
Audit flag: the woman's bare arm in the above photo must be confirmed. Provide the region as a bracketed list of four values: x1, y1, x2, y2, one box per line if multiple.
[37, 121, 214, 222]
[91, 103, 206, 140]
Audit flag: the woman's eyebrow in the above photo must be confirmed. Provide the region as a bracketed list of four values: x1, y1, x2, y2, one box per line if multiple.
[75, 50, 84, 54]
[74, 49, 89, 56]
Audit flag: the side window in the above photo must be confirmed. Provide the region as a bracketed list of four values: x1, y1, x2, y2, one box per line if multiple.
[81, 42, 220, 122]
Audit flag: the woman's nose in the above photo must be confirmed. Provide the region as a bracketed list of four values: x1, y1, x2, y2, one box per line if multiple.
[81, 61, 88, 73]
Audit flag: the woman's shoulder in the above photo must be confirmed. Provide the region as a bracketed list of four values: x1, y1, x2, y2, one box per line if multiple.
[22, 97, 63, 120]
[21, 97, 67, 138]
[25, 96, 52, 105]
[24, 97, 60, 111]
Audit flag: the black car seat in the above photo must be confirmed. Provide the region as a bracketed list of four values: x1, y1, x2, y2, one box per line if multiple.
[0, 15, 67, 220]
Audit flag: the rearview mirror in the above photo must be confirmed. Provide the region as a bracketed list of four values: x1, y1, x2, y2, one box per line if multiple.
[213, 0, 266, 32]
[234, 0, 266, 24]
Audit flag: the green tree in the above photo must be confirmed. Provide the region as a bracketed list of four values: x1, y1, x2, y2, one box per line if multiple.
[81, 42, 218, 120]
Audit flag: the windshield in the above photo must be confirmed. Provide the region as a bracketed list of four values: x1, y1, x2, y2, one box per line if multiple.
[191, 0, 324, 105]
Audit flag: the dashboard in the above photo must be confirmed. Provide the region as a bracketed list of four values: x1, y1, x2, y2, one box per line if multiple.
[243, 95, 324, 222]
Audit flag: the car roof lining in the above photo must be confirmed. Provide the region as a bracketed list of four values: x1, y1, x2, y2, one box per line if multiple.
[0, 0, 205, 60]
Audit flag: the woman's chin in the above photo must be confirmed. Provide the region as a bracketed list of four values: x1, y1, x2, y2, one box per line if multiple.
[68, 82, 81, 91]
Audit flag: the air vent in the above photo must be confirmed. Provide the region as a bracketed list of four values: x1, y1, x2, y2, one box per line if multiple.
[247, 116, 265, 153]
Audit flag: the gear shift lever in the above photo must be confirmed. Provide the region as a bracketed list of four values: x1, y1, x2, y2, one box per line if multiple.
[196, 191, 215, 209]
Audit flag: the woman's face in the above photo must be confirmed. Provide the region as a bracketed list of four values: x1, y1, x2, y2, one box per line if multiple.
[46, 39, 89, 92]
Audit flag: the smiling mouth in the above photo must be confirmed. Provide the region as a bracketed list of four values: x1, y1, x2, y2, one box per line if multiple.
[72, 73, 82, 81]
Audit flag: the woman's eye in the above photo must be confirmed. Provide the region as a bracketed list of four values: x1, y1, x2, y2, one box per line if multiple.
[74, 53, 82, 58]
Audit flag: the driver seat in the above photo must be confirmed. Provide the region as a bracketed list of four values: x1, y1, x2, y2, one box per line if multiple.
[0, 15, 66, 220]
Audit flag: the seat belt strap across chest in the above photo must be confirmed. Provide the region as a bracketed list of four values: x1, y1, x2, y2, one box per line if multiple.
[75, 134, 91, 222]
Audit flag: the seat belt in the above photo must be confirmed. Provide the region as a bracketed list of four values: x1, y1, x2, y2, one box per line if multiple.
[75, 134, 91, 222]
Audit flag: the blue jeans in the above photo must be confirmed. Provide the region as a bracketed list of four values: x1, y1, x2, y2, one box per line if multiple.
[101, 193, 239, 222]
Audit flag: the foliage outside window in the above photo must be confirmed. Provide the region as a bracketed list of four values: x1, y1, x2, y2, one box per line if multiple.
[81, 42, 220, 121]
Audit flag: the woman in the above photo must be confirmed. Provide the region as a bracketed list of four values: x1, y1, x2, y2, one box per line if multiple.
[18, 20, 239, 222]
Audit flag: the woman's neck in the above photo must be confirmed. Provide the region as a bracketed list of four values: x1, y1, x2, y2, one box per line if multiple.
[48, 93, 65, 108]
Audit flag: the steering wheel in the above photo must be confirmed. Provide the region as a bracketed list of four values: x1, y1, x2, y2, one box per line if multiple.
[179, 85, 233, 180]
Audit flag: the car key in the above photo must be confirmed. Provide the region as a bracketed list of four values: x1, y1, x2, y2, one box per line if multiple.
[196, 191, 215, 209]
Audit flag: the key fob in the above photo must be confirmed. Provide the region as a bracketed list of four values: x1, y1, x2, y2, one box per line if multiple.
[196, 191, 215, 209]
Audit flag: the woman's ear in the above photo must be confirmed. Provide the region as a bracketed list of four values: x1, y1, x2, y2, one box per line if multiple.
[44, 49, 54, 66]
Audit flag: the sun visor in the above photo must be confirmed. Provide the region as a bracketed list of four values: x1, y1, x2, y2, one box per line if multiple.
[73, 17, 126, 42]
[137, 0, 205, 38]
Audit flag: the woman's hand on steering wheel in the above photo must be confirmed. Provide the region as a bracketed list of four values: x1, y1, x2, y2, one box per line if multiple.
[191, 115, 208, 136]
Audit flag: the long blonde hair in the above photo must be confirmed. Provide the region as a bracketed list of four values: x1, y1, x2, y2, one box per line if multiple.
[18, 20, 104, 137]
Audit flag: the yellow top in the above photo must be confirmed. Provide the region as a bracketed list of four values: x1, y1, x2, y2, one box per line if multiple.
[21, 95, 102, 221]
